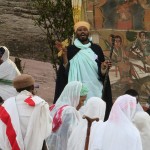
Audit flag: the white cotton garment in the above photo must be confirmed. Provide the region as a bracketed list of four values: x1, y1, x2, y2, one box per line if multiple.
[90, 94, 143, 150]
[0, 46, 21, 100]
[133, 111, 150, 150]
[136, 102, 144, 112]
[0, 90, 52, 150]
[67, 97, 106, 150]
[46, 81, 82, 150]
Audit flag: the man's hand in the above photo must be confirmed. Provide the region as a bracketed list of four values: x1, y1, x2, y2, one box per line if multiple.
[55, 41, 67, 57]
[55, 41, 68, 66]
[102, 60, 112, 69]
[101, 60, 112, 75]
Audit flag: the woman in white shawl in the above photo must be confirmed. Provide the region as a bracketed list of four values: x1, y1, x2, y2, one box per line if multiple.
[133, 111, 150, 150]
[46, 81, 88, 150]
[0, 46, 21, 100]
[91, 94, 142, 150]
[67, 97, 106, 150]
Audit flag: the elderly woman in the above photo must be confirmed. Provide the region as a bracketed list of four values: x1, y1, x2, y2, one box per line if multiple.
[67, 97, 106, 150]
[0, 46, 21, 100]
[91, 94, 142, 150]
[46, 81, 88, 150]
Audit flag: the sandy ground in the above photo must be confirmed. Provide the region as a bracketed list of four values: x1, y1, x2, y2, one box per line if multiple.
[11, 57, 56, 105]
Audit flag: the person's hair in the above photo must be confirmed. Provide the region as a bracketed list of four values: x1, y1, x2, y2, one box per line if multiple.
[124, 89, 139, 97]
[124, 89, 139, 103]
[16, 85, 34, 93]
[0, 96, 4, 105]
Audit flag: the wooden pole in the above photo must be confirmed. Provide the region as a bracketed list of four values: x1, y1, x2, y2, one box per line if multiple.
[83, 115, 99, 150]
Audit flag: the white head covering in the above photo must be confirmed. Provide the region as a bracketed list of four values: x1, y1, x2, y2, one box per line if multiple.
[0, 46, 9, 61]
[84, 97, 106, 120]
[50, 81, 83, 122]
[67, 97, 106, 150]
[133, 111, 150, 150]
[0, 46, 21, 100]
[91, 94, 142, 150]
[53, 81, 82, 112]
[108, 94, 136, 123]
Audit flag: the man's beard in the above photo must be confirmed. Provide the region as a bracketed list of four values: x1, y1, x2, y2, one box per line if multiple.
[78, 37, 89, 43]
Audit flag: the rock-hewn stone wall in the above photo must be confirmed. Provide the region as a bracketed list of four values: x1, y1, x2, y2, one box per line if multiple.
[0, 0, 50, 61]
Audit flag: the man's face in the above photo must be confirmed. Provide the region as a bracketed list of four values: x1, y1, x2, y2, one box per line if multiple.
[75, 26, 89, 43]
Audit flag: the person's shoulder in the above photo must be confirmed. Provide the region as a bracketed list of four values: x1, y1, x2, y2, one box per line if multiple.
[63, 106, 77, 114]
[33, 95, 48, 104]
[67, 44, 80, 58]
[2, 96, 15, 106]
[4, 59, 17, 68]
[67, 44, 76, 49]
[135, 111, 150, 118]
[91, 42, 102, 48]
[90, 42, 103, 54]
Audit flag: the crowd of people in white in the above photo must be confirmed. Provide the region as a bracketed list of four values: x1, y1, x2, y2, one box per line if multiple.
[0, 73, 150, 150]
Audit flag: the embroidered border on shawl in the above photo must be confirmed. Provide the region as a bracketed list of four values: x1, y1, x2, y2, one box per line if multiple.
[52, 105, 68, 132]
[0, 106, 20, 150]
[24, 96, 35, 106]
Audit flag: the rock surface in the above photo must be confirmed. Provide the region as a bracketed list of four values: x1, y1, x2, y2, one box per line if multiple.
[0, 0, 50, 61]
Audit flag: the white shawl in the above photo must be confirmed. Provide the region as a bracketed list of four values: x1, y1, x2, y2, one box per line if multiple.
[67, 97, 106, 150]
[46, 81, 82, 150]
[0, 46, 21, 100]
[0, 90, 52, 150]
[91, 95, 142, 150]
[133, 111, 150, 150]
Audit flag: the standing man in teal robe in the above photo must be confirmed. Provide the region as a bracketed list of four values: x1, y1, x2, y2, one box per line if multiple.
[54, 21, 112, 120]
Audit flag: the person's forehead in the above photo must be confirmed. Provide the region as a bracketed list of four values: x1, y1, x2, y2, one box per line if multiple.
[115, 38, 121, 42]
[77, 26, 88, 30]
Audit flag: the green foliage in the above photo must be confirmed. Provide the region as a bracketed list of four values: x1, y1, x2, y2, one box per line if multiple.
[30, 0, 74, 73]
